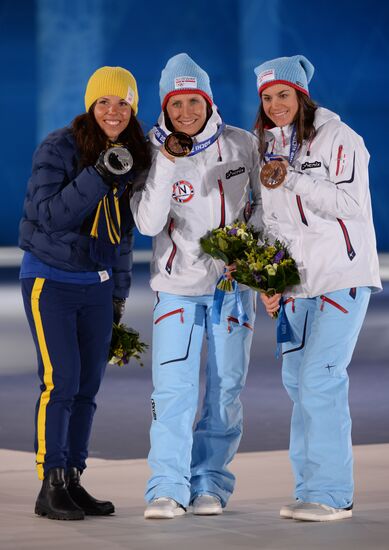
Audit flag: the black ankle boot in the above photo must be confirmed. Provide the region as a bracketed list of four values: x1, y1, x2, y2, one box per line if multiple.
[66, 467, 115, 516]
[35, 467, 85, 520]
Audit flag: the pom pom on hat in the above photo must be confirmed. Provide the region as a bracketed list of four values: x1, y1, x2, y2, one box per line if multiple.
[159, 53, 213, 109]
[84, 66, 139, 115]
[254, 55, 314, 96]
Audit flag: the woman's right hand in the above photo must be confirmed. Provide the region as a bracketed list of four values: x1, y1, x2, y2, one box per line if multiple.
[161, 145, 176, 163]
[260, 292, 282, 317]
[224, 263, 236, 280]
[94, 147, 133, 185]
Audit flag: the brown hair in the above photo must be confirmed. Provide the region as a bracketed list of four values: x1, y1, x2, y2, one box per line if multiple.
[72, 107, 151, 171]
[254, 91, 318, 160]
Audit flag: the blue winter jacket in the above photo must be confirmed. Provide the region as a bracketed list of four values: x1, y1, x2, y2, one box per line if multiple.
[19, 126, 134, 299]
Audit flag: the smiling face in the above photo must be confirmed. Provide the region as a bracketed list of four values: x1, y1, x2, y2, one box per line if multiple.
[261, 84, 299, 127]
[165, 93, 208, 136]
[93, 95, 132, 141]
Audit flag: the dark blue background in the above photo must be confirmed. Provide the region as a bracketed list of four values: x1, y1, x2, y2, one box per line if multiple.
[1, 0, 388, 250]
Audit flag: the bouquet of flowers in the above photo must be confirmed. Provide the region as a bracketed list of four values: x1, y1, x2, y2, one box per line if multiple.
[233, 238, 300, 317]
[201, 221, 300, 319]
[200, 221, 261, 291]
[108, 323, 148, 367]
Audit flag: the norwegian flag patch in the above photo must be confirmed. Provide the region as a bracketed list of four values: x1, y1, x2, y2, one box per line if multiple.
[172, 181, 194, 203]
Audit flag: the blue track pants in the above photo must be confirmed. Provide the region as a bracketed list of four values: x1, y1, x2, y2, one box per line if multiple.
[22, 277, 113, 479]
[145, 289, 255, 507]
[281, 287, 371, 508]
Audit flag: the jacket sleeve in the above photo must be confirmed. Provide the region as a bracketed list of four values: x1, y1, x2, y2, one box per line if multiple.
[112, 230, 134, 299]
[32, 140, 111, 233]
[130, 150, 175, 236]
[247, 133, 264, 232]
[283, 124, 369, 220]
[112, 189, 135, 299]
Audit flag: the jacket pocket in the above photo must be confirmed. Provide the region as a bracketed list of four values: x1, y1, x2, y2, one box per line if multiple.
[296, 195, 308, 226]
[165, 218, 177, 274]
[217, 178, 226, 228]
[337, 218, 356, 261]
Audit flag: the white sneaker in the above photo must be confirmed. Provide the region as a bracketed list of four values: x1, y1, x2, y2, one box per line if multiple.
[279, 500, 303, 519]
[293, 502, 353, 522]
[144, 497, 186, 519]
[192, 494, 223, 515]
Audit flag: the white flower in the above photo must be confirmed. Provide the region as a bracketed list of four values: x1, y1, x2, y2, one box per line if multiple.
[237, 228, 249, 239]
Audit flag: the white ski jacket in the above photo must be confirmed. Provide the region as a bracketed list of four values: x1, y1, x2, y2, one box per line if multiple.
[261, 107, 381, 298]
[130, 106, 262, 295]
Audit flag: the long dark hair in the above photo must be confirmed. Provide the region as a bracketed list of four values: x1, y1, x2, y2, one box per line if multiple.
[254, 90, 318, 160]
[72, 107, 151, 171]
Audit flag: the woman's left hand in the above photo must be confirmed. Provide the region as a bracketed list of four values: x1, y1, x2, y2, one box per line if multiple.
[113, 297, 126, 325]
[160, 146, 176, 163]
[260, 292, 282, 317]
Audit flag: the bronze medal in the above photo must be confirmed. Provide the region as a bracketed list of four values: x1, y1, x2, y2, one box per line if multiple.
[260, 160, 287, 189]
[164, 131, 194, 157]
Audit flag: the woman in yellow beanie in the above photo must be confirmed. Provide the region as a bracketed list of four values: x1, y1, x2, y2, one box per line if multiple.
[19, 66, 150, 520]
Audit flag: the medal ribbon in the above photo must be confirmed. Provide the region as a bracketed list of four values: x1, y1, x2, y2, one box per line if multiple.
[154, 123, 225, 156]
[212, 276, 248, 326]
[265, 124, 299, 165]
[275, 297, 293, 358]
[89, 189, 121, 265]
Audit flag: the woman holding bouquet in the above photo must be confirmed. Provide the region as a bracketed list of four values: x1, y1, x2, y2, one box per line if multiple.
[253, 55, 381, 521]
[131, 53, 262, 518]
[19, 66, 150, 520]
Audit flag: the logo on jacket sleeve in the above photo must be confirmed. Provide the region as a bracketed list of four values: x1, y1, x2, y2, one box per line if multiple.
[172, 180, 194, 203]
[226, 166, 245, 179]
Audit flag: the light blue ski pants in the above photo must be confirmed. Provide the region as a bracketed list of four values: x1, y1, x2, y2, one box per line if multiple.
[145, 289, 255, 507]
[282, 287, 371, 509]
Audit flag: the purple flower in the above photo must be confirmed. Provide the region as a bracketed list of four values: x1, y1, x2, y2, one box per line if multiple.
[253, 272, 262, 283]
[273, 250, 285, 264]
[228, 228, 238, 236]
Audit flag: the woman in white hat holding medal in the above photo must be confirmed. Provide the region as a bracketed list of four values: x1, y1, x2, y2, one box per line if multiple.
[19, 66, 150, 520]
[131, 52, 262, 519]
[253, 54, 381, 522]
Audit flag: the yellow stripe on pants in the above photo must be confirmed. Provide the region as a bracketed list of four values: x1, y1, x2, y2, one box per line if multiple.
[31, 278, 54, 480]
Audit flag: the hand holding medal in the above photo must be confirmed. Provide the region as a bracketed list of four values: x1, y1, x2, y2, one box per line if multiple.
[164, 131, 194, 157]
[102, 146, 133, 174]
[95, 146, 134, 182]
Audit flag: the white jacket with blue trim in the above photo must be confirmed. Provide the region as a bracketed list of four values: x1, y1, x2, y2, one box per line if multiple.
[130, 106, 262, 295]
[261, 107, 382, 298]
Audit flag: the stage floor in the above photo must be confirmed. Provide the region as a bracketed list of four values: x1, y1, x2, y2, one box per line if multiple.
[0, 445, 388, 550]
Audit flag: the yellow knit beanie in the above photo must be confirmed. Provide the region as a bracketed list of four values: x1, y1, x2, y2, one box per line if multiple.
[84, 66, 139, 115]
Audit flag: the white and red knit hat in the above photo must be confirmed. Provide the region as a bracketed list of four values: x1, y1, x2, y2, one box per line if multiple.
[254, 54, 314, 96]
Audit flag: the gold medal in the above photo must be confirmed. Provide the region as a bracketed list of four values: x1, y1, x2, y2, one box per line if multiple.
[164, 132, 193, 157]
[260, 160, 287, 189]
